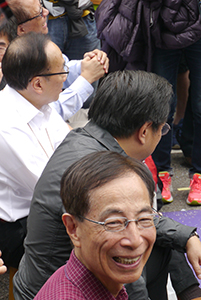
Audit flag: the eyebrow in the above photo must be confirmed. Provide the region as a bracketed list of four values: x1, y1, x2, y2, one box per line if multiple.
[100, 206, 153, 219]
[0, 42, 7, 47]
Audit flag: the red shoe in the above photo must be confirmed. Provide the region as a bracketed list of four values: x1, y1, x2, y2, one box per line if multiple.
[159, 171, 173, 203]
[187, 173, 201, 205]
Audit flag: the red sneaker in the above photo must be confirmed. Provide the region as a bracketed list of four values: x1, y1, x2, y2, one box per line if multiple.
[159, 171, 173, 203]
[187, 173, 201, 205]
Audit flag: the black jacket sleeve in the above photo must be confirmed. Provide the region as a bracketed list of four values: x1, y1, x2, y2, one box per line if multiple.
[155, 216, 196, 252]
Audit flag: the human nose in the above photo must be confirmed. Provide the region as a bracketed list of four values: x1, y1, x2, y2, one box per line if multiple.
[120, 221, 143, 248]
[42, 7, 49, 17]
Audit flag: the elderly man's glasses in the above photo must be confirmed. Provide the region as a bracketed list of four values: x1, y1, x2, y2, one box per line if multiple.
[80, 210, 161, 232]
[35, 64, 69, 78]
[18, 5, 43, 25]
[161, 123, 170, 136]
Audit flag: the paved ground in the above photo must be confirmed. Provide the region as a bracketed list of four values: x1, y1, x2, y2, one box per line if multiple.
[161, 150, 201, 213]
[1, 149, 200, 299]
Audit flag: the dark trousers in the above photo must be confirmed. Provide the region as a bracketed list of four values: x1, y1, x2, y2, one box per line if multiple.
[152, 37, 201, 174]
[0, 217, 27, 268]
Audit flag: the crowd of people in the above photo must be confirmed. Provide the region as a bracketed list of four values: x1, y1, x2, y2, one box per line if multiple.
[0, 0, 201, 299]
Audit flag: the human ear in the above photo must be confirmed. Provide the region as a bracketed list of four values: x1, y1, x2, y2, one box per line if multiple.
[138, 121, 153, 145]
[30, 77, 43, 94]
[17, 25, 26, 36]
[62, 213, 81, 248]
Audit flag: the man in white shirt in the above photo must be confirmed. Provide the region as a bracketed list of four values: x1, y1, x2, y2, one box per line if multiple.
[0, 31, 105, 269]
[7, 0, 109, 121]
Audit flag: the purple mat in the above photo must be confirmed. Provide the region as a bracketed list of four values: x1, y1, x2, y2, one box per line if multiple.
[163, 209, 201, 236]
[163, 209, 201, 286]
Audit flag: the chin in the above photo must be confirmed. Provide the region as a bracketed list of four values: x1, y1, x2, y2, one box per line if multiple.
[43, 28, 48, 35]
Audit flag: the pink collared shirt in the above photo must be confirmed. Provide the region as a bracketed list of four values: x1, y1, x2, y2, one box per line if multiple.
[34, 250, 128, 300]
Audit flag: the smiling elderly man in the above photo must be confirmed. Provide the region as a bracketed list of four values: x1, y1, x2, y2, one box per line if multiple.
[13, 70, 201, 300]
[34, 151, 157, 299]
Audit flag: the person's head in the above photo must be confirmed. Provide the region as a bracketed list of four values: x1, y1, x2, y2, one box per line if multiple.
[2, 32, 68, 108]
[0, 16, 17, 62]
[7, 0, 49, 35]
[61, 151, 157, 297]
[88, 70, 173, 160]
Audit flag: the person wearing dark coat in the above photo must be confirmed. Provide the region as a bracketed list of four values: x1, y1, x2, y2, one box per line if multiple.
[13, 71, 201, 300]
[95, 0, 201, 207]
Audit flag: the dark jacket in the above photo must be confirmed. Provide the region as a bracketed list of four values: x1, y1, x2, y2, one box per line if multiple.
[95, 0, 201, 71]
[13, 121, 196, 299]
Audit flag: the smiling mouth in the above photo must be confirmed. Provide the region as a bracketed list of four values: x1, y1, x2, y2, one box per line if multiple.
[113, 256, 141, 265]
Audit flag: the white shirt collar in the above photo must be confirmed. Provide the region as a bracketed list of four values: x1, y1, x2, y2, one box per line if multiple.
[2, 85, 52, 124]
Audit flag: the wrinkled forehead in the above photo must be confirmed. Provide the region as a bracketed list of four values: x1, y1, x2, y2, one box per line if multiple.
[24, 0, 41, 14]
[88, 174, 151, 215]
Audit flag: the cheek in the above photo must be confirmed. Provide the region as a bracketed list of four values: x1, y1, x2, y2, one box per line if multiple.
[158, 133, 162, 142]
[54, 80, 63, 93]
[152, 134, 162, 150]
[93, 233, 114, 257]
[81, 234, 110, 271]
[30, 21, 41, 33]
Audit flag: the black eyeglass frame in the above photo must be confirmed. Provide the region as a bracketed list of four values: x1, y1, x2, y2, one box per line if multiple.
[35, 64, 69, 78]
[29, 64, 69, 82]
[18, 5, 43, 25]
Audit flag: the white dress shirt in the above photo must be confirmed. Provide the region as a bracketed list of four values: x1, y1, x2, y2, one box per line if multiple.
[0, 85, 70, 222]
[51, 56, 94, 120]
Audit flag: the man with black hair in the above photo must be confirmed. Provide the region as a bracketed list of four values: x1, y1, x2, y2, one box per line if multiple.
[0, 31, 105, 269]
[14, 70, 201, 300]
[7, 0, 108, 121]
[0, 15, 17, 89]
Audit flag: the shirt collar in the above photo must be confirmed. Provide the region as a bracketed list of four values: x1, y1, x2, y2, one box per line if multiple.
[4, 85, 52, 124]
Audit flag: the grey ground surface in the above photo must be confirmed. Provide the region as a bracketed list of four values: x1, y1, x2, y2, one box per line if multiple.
[1, 150, 201, 299]
[161, 150, 201, 213]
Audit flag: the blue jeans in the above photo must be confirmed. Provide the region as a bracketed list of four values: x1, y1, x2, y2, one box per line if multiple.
[152, 37, 201, 174]
[47, 13, 100, 59]
[48, 13, 101, 108]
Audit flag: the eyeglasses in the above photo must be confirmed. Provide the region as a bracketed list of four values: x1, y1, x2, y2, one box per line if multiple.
[18, 5, 43, 25]
[161, 123, 170, 136]
[0, 46, 6, 55]
[80, 210, 161, 232]
[35, 64, 69, 78]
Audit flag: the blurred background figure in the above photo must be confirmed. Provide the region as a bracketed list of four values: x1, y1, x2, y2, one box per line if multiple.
[0, 15, 17, 89]
[43, 0, 101, 125]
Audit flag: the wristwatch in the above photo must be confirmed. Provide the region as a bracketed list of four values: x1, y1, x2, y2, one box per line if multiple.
[189, 231, 200, 239]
